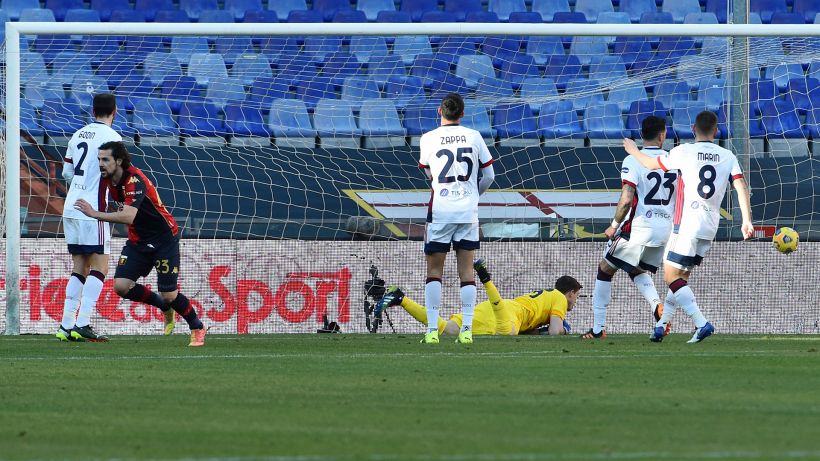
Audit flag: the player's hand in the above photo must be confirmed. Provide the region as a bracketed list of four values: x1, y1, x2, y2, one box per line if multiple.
[741, 221, 754, 240]
[604, 226, 618, 240]
[622, 138, 639, 156]
[73, 199, 96, 217]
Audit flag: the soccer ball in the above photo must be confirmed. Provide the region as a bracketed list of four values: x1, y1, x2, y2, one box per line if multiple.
[772, 227, 799, 254]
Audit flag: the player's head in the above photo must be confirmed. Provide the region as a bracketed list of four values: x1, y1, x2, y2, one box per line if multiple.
[98, 141, 131, 178]
[92, 93, 117, 120]
[438, 93, 464, 123]
[693, 110, 719, 139]
[554, 275, 582, 311]
[641, 115, 666, 145]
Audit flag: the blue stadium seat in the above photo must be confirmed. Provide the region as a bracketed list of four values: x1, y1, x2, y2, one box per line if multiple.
[20, 51, 49, 84]
[341, 76, 380, 103]
[124, 36, 164, 62]
[794, 0, 820, 24]
[654, 36, 697, 68]
[553, 11, 588, 45]
[214, 36, 255, 67]
[607, 79, 648, 112]
[268, 99, 316, 144]
[358, 0, 396, 21]
[242, 9, 278, 23]
[771, 12, 805, 24]
[231, 54, 272, 86]
[411, 53, 451, 88]
[805, 106, 820, 138]
[508, 11, 543, 23]
[696, 77, 727, 111]
[462, 100, 495, 138]
[525, 36, 564, 66]
[543, 54, 583, 90]
[785, 77, 820, 113]
[2, 0, 41, 20]
[760, 100, 807, 137]
[384, 75, 425, 110]
[114, 74, 155, 111]
[520, 77, 558, 114]
[134, 0, 174, 21]
[225, 102, 271, 138]
[109, 8, 145, 22]
[765, 63, 804, 91]
[612, 37, 653, 69]
[403, 100, 440, 136]
[154, 9, 190, 23]
[179, 101, 225, 137]
[367, 54, 407, 89]
[588, 55, 628, 87]
[132, 97, 179, 138]
[676, 55, 718, 90]
[393, 36, 433, 66]
[63, 9, 101, 44]
[596, 12, 630, 45]
[321, 52, 362, 86]
[480, 37, 521, 67]
[20, 99, 44, 137]
[198, 9, 235, 24]
[684, 12, 719, 24]
[420, 9, 457, 23]
[493, 102, 539, 141]
[19, 8, 56, 22]
[750, 79, 777, 115]
[700, 36, 730, 62]
[332, 9, 367, 22]
[225, 0, 263, 21]
[246, 76, 291, 111]
[95, 52, 138, 88]
[400, 0, 438, 22]
[359, 99, 407, 147]
[488, 0, 526, 22]
[54, 52, 93, 86]
[314, 99, 362, 142]
[179, 0, 218, 21]
[161, 75, 200, 114]
[303, 36, 343, 64]
[569, 36, 609, 66]
[585, 103, 627, 140]
[626, 99, 668, 138]
[436, 38, 477, 63]
[41, 98, 87, 138]
[455, 54, 496, 88]
[444, 0, 483, 22]
[206, 76, 246, 110]
[466, 10, 500, 22]
[498, 54, 539, 90]
[259, 37, 301, 64]
[661, 0, 700, 23]
[476, 77, 514, 103]
[671, 101, 707, 139]
[538, 99, 584, 140]
[565, 78, 605, 113]
[171, 36, 210, 65]
[89, 0, 131, 22]
[349, 36, 388, 63]
[144, 51, 183, 86]
[429, 74, 470, 97]
[188, 53, 229, 87]
[705, 0, 728, 23]
[751, 0, 787, 23]
[653, 80, 690, 113]
[31, 35, 73, 66]
[531, 0, 570, 22]
[375, 10, 412, 23]
[313, 0, 350, 21]
[276, 56, 318, 86]
[23, 77, 64, 110]
[619, 0, 655, 23]
[268, 0, 307, 17]
[46, 0, 84, 21]
[296, 79, 338, 110]
[574, 0, 614, 23]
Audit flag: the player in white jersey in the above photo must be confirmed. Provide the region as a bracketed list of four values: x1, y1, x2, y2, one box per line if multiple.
[624, 111, 753, 344]
[417, 93, 495, 344]
[56, 94, 122, 342]
[582, 116, 676, 339]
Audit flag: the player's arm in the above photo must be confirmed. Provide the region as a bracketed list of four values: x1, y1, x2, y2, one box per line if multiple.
[546, 315, 566, 335]
[62, 144, 75, 182]
[606, 184, 636, 240]
[732, 175, 754, 240]
[478, 163, 495, 195]
[623, 138, 662, 171]
[74, 199, 138, 224]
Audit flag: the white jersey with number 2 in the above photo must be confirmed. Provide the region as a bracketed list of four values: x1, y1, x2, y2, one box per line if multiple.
[419, 124, 494, 224]
[619, 146, 676, 246]
[62, 122, 123, 220]
[658, 141, 743, 240]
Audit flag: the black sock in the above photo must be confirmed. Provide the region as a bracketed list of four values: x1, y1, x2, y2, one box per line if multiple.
[125, 284, 169, 312]
[168, 293, 203, 330]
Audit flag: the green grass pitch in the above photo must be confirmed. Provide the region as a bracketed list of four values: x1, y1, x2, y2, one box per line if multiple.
[1, 334, 819, 461]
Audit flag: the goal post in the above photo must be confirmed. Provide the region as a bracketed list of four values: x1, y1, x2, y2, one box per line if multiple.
[3, 22, 820, 335]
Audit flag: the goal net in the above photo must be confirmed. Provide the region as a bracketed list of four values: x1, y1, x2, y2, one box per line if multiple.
[2, 23, 819, 336]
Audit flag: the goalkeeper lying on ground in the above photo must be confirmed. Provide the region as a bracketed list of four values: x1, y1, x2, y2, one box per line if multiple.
[374, 259, 581, 336]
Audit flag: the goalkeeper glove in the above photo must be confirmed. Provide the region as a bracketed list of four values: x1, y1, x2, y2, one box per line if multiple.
[562, 320, 572, 334]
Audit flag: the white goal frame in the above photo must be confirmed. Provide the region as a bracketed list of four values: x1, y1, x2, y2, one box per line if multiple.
[4, 21, 820, 334]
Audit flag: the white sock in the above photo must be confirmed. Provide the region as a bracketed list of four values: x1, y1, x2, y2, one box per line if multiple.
[631, 273, 661, 311]
[592, 277, 611, 334]
[657, 289, 676, 328]
[674, 285, 707, 328]
[424, 279, 441, 334]
[460, 283, 476, 332]
[76, 271, 105, 328]
[60, 274, 84, 330]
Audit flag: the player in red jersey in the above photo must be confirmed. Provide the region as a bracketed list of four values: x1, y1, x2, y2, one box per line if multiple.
[74, 141, 207, 346]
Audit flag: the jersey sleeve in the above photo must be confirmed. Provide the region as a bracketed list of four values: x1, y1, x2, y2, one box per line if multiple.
[477, 138, 494, 168]
[729, 155, 744, 182]
[549, 294, 568, 321]
[418, 136, 430, 169]
[656, 147, 681, 172]
[620, 156, 640, 188]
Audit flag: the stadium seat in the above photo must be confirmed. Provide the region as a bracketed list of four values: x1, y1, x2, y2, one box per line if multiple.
[794, 0, 820, 24]
[63, 9, 101, 43]
[224, 102, 271, 143]
[2, 0, 42, 21]
[205, 77, 245, 111]
[179, 0, 218, 21]
[588, 55, 628, 87]
[171, 36, 211, 66]
[585, 103, 627, 142]
[242, 9, 278, 24]
[367, 54, 407, 89]
[653, 80, 690, 113]
[465, 11, 500, 22]
[268, 99, 316, 147]
[684, 12, 719, 25]
[124, 36, 164, 62]
[750, 79, 777, 115]
[384, 75, 425, 110]
[144, 51, 183, 86]
[160, 75, 200, 114]
[153, 9, 190, 24]
[525, 36, 564, 66]
[314, 99, 362, 148]
[332, 9, 366, 22]
[619, 0, 655, 23]
[114, 74, 155, 111]
[498, 54, 539, 91]
[132, 97, 180, 143]
[109, 8, 145, 23]
[705, 0, 728, 23]
[671, 101, 707, 139]
[215, 37, 255, 67]
[349, 36, 388, 63]
[613, 37, 653, 69]
[625, 99, 668, 138]
[455, 54, 496, 88]
[508, 11, 543, 23]
[748, 12, 763, 24]
[321, 52, 362, 86]
[20, 99, 44, 137]
[340, 76, 380, 103]
[54, 52, 93, 87]
[46, 0, 84, 21]
[676, 55, 719, 90]
[31, 35, 73, 66]
[19, 52, 49, 84]
[607, 79, 649, 113]
[224, 0, 263, 21]
[178, 101, 225, 138]
[95, 52, 139, 88]
[700, 36, 730, 64]
[393, 35, 433, 66]
[231, 54, 272, 86]
[654, 36, 697, 68]
[538, 99, 585, 143]
[805, 106, 820, 138]
[596, 12, 630, 45]
[69, 74, 109, 110]
[296, 79, 338, 111]
[198, 9, 235, 24]
[765, 63, 805, 91]
[403, 100, 440, 139]
[750, 0, 788, 23]
[259, 37, 301, 64]
[553, 12, 588, 45]
[411, 53, 451, 88]
[428, 74, 470, 97]
[531, 0, 570, 22]
[444, 0, 482, 22]
[696, 77, 728, 111]
[188, 53, 229, 87]
[760, 100, 806, 137]
[23, 77, 64, 110]
[771, 12, 805, 24]
[785, 77, 820, 113]
[543, 54, 583, 90]
[19, 8, 56, 22]
[493, 102, 539, 146]
[89, 0, 131, 22]
[275, 56, 318, 86]
[569, 36, 609, 66]
[462, 100, 496, 139]
[520, 77, 558, 114]
[303, 36, 344, 64]
[488, 0, 526, 22]
[400, 0, 438, 22]
[133, 0, 174, 21]
[41, 98, 87, 139]
[267, 0, 306, 17]
[661, 0, 700, 23]
[313, 0, 350, 21]
[565, 78, 605, 113]
[359, 99, 407, 148]
[358, 0, 395, 21]
[246, 76, 291, 111]
[375, 10, 412, 23]
[476, 77, 514, 103]
[436, 38, 477, 64]
[574, 0, 614, 23]
[480, 37, 521, 67]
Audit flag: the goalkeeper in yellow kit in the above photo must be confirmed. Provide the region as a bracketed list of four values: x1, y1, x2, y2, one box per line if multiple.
[374, 259, 582, 336]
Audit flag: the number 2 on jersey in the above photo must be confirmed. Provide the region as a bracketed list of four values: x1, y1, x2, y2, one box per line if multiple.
[644, 171, 676, 206]
[73, 141, 89, 177]
[436, 147, 474, 184]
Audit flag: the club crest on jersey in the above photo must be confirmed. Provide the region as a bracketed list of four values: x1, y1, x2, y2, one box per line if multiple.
[646, 210, 652, 218]
[118, 255, 128, 266]
[691, 201, 700, 209]
[440, 189, 449, 197]
[621, 167, 629, 173]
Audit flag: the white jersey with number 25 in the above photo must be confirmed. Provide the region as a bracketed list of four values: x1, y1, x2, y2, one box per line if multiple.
[62, 122, 123, 221]
[419, 124, 494, 224]
[658, 141, 743, 240]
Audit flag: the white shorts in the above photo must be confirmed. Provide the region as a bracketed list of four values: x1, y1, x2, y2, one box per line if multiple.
[64, 217, 111, 255]
[424, 222, 480, 254]
[603, 235, 664, 273]
[664, 233, 712, 271]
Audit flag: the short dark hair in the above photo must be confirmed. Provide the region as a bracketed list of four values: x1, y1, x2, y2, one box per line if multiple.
[440, 93, 464, 121]
[99, 141, 131, 169]
[92, 93, 117, 118]
[694, 110, 718, 136]
[641, 115, 666, 141]
[555, 275, 582, 294]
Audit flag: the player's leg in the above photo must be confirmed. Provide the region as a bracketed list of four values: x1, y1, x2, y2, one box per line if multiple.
[392, 292, 449, 334]
[452, 223, 479, 344]
[112, 245, 175, 335]
[663, 237, 714, 343]
[474, 258, 503, 305]
[586, 259, 616, 339]
[58, 253, 88, 341]
[155, 240, 206, 346]
[73, 220, 112, 333]
[422, 223, 451, 344]
[632, 245, 671, 336]
[491, 300, 518, 335]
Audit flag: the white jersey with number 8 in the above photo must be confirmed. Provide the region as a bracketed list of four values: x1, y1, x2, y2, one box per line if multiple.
[419, 124, 494, 224]
[62, 122, 123, 221]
